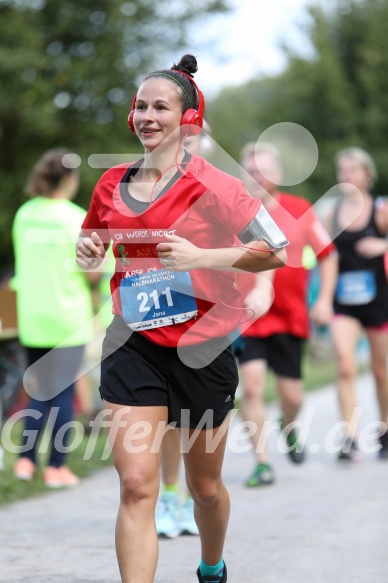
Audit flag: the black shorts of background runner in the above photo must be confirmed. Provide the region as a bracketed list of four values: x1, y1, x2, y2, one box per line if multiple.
[100, 316, 239, 428]
[236, 334, 305, 379]
[334, 296, 388, 328]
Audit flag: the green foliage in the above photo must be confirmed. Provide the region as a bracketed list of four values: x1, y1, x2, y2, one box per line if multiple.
[0, 0, 229, 271]
[207, 0, 388, 201]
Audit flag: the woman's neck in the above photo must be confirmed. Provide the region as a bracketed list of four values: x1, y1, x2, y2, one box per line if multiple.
[142, 147, 185, 180]
[345, 188, 370, 206]
[50, 190, 73, 200]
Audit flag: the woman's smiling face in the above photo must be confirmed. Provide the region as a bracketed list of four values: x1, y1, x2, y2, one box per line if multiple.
[133, 77, 183, 151]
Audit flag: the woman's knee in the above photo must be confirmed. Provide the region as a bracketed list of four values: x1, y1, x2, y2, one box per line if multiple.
[119, 468, 157, 505]
[337, 354, 357, 381]
[187, 478, 223, 509]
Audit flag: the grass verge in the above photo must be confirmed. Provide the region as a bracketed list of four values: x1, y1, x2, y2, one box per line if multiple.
[0, 417, 111, 506]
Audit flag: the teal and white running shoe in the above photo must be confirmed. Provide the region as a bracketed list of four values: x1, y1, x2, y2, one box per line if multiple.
[179, 496, 199, 535]
[155, 492, 180, 539]
[197, 562, 227, 582]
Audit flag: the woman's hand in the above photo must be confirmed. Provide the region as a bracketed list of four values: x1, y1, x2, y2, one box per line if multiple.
[156, 234, 204, 271]
[156, 234, 287, 273]
[76, 231, 106, 270]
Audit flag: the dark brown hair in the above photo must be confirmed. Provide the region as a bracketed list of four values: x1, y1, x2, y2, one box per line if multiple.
[145, 54, 199, 113]
[26, 148, 76, 197]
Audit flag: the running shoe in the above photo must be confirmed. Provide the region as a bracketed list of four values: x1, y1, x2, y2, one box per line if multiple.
[378, 431, 388, 460]
[280, 417, 305, 464]
[285, 428, 305, 464]
[155, 492, 180, 539]
[245, 462, 275, 487]
[179, 496, 199, 535]
[13, 457, 36, 481]
[197, 562, 227, 583]
[338, 437, 362, 462]
[43, 466, 80, 488]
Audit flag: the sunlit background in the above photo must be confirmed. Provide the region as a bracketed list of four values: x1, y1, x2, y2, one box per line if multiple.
[189, 0, 313, 95]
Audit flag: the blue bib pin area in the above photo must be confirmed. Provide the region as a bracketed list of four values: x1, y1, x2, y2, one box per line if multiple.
[336, 270, 377, 305]
[120, 270, 198, 330]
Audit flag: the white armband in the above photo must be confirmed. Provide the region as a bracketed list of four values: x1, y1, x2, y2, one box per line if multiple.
[238, 206, 289, 249]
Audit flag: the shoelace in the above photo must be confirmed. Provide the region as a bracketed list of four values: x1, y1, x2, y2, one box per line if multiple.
[180, 499, 193, 519]
[158, 496, 178, 518]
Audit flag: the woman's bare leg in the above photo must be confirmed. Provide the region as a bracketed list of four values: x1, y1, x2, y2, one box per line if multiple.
[104, 401, 168, 583]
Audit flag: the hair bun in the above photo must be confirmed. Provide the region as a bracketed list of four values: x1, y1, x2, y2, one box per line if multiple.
[172, 54, 198, 78]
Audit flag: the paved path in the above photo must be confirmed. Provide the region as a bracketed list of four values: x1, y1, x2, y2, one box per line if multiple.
[1, 372, 387, 583]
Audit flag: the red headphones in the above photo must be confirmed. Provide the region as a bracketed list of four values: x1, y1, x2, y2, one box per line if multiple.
[128, 71, 205, 137]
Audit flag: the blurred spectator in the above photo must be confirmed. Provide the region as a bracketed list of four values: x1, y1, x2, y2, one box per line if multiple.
[12, 148, 98, 487]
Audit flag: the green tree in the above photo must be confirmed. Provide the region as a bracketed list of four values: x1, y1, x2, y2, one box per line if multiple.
[207, 0, 388, 201]
[0, 0, 229, 271]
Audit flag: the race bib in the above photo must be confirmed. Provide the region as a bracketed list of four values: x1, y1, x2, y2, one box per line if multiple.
[336, 270, 376, 305]
[120, 270, 198, 331]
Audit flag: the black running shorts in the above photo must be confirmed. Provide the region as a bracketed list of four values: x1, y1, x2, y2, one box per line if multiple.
[236, 334, 304, 379]
[99, 316, 239, 428]
[334, 296, 388, 329]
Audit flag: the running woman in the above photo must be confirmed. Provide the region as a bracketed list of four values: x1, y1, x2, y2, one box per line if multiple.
[76, 54, 288, 583]
[330, 147, 388, 461]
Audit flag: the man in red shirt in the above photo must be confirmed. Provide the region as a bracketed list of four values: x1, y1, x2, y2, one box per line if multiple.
[236, 142, 338, 487]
